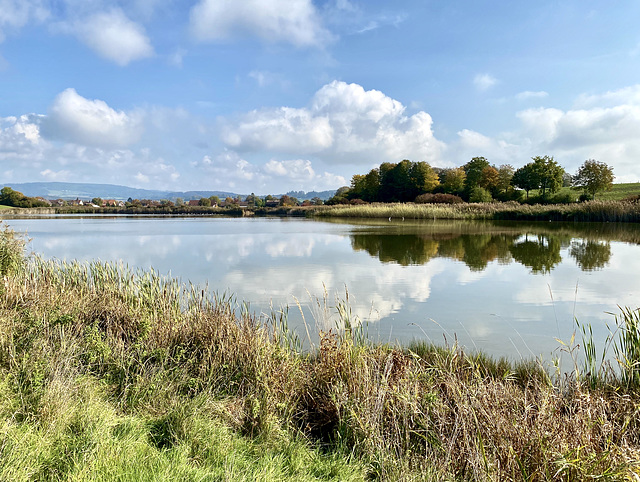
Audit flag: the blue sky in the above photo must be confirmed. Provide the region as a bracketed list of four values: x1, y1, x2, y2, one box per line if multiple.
[2, 0, 640, 194]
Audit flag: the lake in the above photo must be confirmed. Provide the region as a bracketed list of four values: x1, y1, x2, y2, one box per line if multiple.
[4, 214, 640, 361]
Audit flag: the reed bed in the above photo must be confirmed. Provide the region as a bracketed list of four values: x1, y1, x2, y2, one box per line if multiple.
[1, 225, 640, 480]
[314, 200, 640, 223]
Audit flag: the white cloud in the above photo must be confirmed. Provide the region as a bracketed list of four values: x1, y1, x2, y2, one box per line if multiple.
[0, 114, 45, 161]
[40, 168, 71, 181]
[575, 85, 640, 108]
[264, 159, 314, 180]
[474, 73, 498, 91]
[135, 172, 150, 183]
[74, 9, 154, 66]
[189, 0, 332, 47]
[0, 0, 49, 42]
[222, 107, 333, 153]
[221, 80, 445, 165]
[445, 84, 640, 183]
[193, 151, 346, 192]
[42, 88, 143, 148]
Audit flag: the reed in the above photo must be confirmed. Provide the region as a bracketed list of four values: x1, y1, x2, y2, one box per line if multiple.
[1, 225, 640, 480]
[314, 200, 640, 223]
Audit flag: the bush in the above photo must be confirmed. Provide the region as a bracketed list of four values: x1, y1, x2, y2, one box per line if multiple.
[469, 187, 493, 203]
[349, 199, 368, 205]
[414, 193, 464, 204]
[551, 191, 577, 204]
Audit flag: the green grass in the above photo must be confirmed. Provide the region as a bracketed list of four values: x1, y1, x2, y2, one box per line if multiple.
[597, 182, 640, 200]
[2, 224, 640, 480]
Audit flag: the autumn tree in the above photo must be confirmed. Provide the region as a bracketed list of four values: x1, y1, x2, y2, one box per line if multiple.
[439, 168, 466, 195]
[573, 159, 614, 199]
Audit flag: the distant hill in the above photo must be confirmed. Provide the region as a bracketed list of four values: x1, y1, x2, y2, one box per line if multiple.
[285, 190, 337, 201]
[0, 182, 336, 202]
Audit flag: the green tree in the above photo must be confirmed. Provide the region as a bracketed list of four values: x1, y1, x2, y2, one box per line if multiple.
[573, 159, 614, 199]
[199, 197, 211, 207]
[92, 197, 103, 206]
[0, 187, 23, 206]
[496, 164, 515, 195]
[209, 195, 220, 206]
[512, 163, 539, 199]
[532, 155, 564, 197]
[463, 157, 490, 195]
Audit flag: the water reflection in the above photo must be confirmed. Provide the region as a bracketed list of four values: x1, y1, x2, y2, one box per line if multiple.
[351, 224, 615, 274]
[5, 215, 640, 360]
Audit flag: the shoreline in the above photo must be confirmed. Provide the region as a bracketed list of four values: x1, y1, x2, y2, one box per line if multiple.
[3, 198, 640, 223]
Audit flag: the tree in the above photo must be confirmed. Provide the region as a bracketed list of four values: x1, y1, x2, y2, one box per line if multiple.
[532, 155, 564, 197]
[479, 166, 499, 193]
[496, 164, 515, 195]
[198, 197, 211, 207]
[573, 159, 614, 199]
[92, 197, 103, 206]
[511, 164, 539, 199]
[409, 161, 439, 196]
[463, 157, 490, 194]
[209, 195, 220, 206]
[439, 168, 466, 195]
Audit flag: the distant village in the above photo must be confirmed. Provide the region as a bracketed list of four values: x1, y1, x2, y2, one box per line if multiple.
[31, 194, 323, 209]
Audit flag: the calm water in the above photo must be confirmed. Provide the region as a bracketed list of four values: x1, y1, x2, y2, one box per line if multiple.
[5, 215, 640, 360]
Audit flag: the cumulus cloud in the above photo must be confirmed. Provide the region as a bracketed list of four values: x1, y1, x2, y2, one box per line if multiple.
[73, 9, 154, 66]
[193, 151, 346, 191]
[474, 73, 498, 91]
[222, 107, 333, 153]
[221, 80, 445, 165]
[0, 114, 45, 161]
[446, 84, 640, 182]
[42, 88, 143, 148]
[189, 0, 332, 47]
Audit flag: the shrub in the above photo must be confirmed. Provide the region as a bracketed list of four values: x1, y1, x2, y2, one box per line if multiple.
[469, 187, 493, 203]
[414, 193, 464, 204]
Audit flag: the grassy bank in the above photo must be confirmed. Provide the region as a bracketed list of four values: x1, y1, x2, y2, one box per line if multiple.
[314, 199, 640, 223]
[1, 225, 640, 480]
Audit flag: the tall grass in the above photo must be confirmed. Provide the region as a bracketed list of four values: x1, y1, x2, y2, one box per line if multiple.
[1, 225, 640, 480]
[314, 200, 640, 223]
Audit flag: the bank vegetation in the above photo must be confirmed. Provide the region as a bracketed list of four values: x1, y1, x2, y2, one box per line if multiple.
[1, 225, 640, 480]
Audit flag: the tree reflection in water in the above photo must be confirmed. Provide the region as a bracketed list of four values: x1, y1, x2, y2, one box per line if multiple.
[569, 240, 612, 271]
[351, 227, 613, 274]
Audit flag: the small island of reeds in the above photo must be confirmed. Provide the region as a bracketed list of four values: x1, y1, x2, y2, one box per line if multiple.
[1, 225, 639, 480]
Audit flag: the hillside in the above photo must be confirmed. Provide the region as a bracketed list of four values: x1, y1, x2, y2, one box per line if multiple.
[0, 182, 336, 202]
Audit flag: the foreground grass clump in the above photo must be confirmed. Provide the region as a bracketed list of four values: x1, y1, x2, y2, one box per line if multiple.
[1, 226, 640, 480]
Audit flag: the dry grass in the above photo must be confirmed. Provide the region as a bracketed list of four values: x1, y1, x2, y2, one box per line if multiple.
[314, 200, 640, 223]
[1, 225, 640, 480]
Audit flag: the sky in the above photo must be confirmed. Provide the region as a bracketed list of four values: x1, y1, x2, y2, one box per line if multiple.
[2, 0, 640, 195]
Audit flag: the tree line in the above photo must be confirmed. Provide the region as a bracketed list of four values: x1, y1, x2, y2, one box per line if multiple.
[330, 156, 614, 205]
